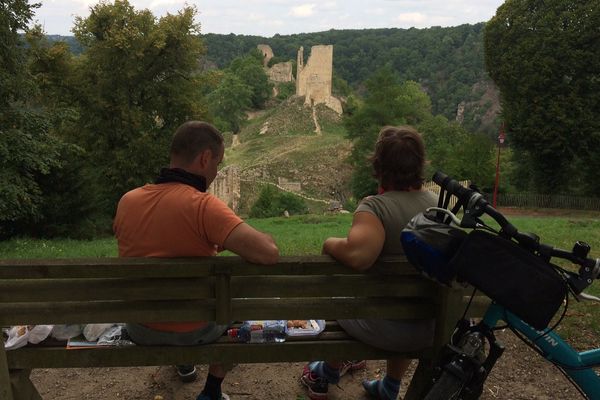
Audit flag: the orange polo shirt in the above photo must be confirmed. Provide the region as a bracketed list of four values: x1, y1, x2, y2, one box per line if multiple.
[113, 182, 243, 332]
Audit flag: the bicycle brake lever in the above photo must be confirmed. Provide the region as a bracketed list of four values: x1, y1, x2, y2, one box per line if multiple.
[426, 207, 462, 226]
[575, 292, 600, 303]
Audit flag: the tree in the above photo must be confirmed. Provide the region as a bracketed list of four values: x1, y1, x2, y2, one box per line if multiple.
[419, 115, 494, 187]
[207, 72, 252, 133]
[344, 65, 432, 198]
[485, 0, 600, 194]
[68, 0, 208, 211]
[0, 0, 75, 238]
[229, 51, 272, 109]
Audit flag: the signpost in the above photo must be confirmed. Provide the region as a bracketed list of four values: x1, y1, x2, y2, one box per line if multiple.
[493, 124, 506, 208]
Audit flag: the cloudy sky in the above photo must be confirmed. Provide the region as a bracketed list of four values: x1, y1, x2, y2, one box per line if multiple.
[36, 0, 505, 36]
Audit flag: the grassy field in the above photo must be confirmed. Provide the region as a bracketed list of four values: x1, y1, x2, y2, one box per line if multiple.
[2, 212, 599, 259]
[2, 211, 600, 347]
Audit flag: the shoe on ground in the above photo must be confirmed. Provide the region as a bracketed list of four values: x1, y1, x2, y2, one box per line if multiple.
[362, 379, 388, 400]
[300, 364, 328, 400]
[175, 365, 198, 383]
[196, 393, 230, 400]
[339, 360, 367, 377]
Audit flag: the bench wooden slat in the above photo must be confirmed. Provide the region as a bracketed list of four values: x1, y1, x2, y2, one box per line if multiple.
[231, 275, 436, 298]
[0, 256, 417, 279]
[0, 278, 214, 302]
[0, 297, 436, 325]
[6, 341, 433, 369]
[0, 277, 438, 308]
[231, 298, 437, 320]
[0, 275, 434, 303]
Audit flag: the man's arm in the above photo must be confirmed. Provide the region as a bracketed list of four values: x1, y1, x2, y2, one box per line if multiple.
[223, 222, 279, 264]
[322, 211, 385, 271]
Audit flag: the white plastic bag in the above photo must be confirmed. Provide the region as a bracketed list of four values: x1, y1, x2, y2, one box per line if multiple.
[83, 323, 114, 342]
[51, 324, 83, 340]
[28, 325, 54, 344]
[4, 326, 30, 350]
[97, 324, 134, 346]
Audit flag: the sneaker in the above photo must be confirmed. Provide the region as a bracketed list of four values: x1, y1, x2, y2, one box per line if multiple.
[300, 364, 328, 400]
[339, 360, 367, 377]
[176, 365, 198, 383]
[362, 379, 397, 400]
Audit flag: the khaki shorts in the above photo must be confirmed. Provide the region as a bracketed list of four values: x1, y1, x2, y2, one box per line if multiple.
[337, 318, 434, 352]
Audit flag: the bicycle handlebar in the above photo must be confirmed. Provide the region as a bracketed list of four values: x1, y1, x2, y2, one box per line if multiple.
[433, 171, 517, 236]
[432, 172, 600, 291]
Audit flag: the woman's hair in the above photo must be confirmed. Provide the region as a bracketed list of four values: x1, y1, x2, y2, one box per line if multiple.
[170, 121, 224, 165]
[370, 125, 426, 191]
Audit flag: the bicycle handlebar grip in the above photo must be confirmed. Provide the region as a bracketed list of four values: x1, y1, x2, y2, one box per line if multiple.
[432, 171, 448, 186]
[432, 171, 470, 200]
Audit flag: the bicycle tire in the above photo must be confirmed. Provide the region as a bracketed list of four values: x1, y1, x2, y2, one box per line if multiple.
[423, 371, 465, 400]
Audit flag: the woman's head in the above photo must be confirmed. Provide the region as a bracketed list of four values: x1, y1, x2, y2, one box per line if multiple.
[371, 125, 426, 191]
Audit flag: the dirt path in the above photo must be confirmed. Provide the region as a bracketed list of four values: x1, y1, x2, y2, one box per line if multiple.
[30, 331, 581, 400]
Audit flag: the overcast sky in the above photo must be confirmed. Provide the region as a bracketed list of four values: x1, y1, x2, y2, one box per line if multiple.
[36, 0, 506, 36]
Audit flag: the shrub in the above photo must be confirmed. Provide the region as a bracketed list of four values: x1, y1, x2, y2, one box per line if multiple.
[249, 185, 308, 218]
[276, 82, 296, 100]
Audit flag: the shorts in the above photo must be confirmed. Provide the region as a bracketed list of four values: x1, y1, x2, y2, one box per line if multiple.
[337, 318, 434, 352]
[126, 322, 229, 346]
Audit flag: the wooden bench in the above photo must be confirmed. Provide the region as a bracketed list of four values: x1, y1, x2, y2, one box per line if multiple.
[0, 256, 489, 400]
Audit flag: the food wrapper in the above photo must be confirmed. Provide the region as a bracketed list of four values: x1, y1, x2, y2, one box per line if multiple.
[286, 319, 325, 337]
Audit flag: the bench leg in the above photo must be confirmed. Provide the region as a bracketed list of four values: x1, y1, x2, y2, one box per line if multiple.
[9, 370, 42, 400]
[404, 358, 434, 400]
[1, 343, 14, 400]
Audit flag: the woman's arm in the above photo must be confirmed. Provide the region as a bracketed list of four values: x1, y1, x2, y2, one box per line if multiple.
[322, 211, 385, 271]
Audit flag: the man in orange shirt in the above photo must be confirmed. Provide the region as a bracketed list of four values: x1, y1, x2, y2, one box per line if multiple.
[114, 121, 279, 400]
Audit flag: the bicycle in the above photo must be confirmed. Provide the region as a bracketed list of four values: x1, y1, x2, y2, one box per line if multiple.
[406, 172, 600, 400]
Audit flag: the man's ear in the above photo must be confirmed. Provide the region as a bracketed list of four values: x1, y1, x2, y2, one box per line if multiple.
[194, 148, 212, 169]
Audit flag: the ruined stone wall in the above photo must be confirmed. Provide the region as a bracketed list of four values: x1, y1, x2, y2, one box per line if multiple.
[296, 45, 342, 114]
[268, 62, 293, 82]
[257, 44, 273, 67]
[277, 177, 302, 193]
[209, 165, 241, 213]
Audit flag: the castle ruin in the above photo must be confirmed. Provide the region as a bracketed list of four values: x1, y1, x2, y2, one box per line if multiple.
[209, 166, 241, 213]
[257, 44, 274, 67]
[257, 44, 293, 83]
[296, 45, 342, 114]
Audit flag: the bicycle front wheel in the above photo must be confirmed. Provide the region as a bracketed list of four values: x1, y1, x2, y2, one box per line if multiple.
[423, 371, 465, 400]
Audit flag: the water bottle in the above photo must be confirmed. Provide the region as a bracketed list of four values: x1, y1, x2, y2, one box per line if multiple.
[262, 320, 287, 343]
[227, 320, 287, 343]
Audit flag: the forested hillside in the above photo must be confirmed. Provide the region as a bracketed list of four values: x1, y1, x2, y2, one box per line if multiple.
[49, 24, 497, 135]
[202, 24, 494, 132]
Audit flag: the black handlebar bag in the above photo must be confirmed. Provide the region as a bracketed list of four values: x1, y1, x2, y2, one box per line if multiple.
[448, 230, 568, 330]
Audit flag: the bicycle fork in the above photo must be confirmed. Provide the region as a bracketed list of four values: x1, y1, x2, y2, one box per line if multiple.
[437, 320, 506, 399]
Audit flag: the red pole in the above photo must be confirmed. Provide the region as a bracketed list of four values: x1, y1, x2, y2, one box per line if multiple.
[493, 123, 505, 208]
[493, 145, 501, 208]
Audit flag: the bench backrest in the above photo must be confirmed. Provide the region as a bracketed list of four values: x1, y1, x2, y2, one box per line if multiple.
[0, 256, 443, 327]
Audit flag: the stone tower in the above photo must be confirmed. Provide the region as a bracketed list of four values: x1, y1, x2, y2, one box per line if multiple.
[295, 45, 342, 114]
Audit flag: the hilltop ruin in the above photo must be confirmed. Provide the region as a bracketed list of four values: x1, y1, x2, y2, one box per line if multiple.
[257, 44, 342, 114]
[296, 45, 342, 114]
[257, 44, 293, 83]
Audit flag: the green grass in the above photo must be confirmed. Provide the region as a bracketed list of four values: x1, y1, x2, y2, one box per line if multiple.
[482, 215, 600, 259]
[0, 214, 353, 259]
[0, 237, 118, 258]
[2, 213, 598, 259]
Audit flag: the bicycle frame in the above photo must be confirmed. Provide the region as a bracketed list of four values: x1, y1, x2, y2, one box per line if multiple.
[482, 302, 600, 399]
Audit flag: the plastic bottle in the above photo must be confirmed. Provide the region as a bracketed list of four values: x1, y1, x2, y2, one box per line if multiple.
[227, 320, 287, 343]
